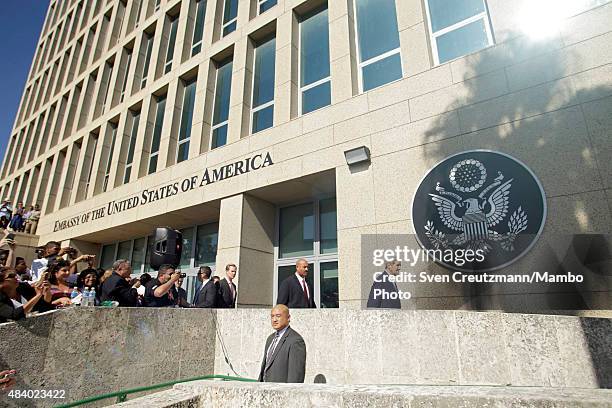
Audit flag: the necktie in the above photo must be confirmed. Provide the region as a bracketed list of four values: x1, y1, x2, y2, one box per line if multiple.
[266, 332, 280, 364]
[229, 282, 235, 301]
[301, 279, 309, 303]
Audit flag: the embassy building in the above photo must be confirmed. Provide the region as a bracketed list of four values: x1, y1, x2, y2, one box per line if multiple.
[1, 0, 611, 311]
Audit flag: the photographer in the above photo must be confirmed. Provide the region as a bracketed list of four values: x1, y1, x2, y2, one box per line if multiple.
[144, 264, 181, 307]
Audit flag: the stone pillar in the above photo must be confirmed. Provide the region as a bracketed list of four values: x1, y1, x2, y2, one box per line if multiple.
[216, 193, 275, 307]
[396, 0, 431, 77]
[328, 0, 358, 102]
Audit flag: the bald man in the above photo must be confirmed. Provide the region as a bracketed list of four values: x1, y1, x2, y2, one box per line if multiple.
[258, 305, 306, 383]
[276, 259, 316, 308]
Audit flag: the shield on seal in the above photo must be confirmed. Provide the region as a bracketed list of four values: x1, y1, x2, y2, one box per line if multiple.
[463, 211, 488, 241]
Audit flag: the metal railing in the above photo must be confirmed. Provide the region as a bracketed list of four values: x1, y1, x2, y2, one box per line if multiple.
[55, 374, 257, 407]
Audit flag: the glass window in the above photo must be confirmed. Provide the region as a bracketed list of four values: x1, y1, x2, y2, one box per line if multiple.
[354, 0, 402, 91]
[320, 261, 338, 308]
[319, 197, 337, 254]
[177, 79, 196, 163]
[179, 227, 194, 269]
[141, 33, 154, 88]
[117, 240, 132, 261]
[144, 234, 154, 272]
[426, 0, 493, 64]
[277, 263, 314, 294]
[222, 0, 238, 36]
[120, 50, 132, 102]
[251, 36, 275, 134]
[258, 0, 277, 14]
[299, 6, 331, 114]
[123, 112, 140, 184]
[85, 135, 98, 193]
[279, 203, 314, 258]
[195, 222, 218, 266]
[164, 16, 179, 73]
[192, 0, 207, 56]
[103, 123, 117, 192]
[149, 95, 166, 174]
[100, 244, 116, 269]
[132, 237, 146, 272]
[211, 58, 232, 149]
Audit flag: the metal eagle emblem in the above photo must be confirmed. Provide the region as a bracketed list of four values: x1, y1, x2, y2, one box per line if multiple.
[412, 151, 546, 271]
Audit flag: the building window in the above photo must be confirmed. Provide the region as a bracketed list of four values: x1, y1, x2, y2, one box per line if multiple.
[258, 0, 277, 14]
[177, 79, 196, 163]
[101, 61, 114, 112]
[299, 6, 331, 115]
[425, 0, 494, 64]
[132, 237, 146, 271]
[155, 0, 162, 12]
[164, 15, 179, 74]
[103, 123, 117, 192]
[120, 50, 132, 102]
[141, 33, 154, 88]
[210, 58, 233, 149]
[251, 36, 275, 134]
[148, 95, 166, 174]
[275, 197, 338, 308]
[222, 0, 238, 36]
[192, 0, 207, 56]
[179, 227, 194, 269]
[195, 222, 218, 266]
[123, 112, 140, 184]
[354, 0, 402, 91]
[100, 243, 116, 269]
[84, 135, 98, 194]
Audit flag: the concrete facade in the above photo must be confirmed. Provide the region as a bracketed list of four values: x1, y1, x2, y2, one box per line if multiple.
[0, 308, 610, 407]
[110, 382, 612, 408]
[0, 0, 611, 309]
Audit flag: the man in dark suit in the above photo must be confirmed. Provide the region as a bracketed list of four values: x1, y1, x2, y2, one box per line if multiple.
[100, 259, 139, 307]
[258, 304, 306, 383]
[277, 259, 316, 308]
[193, 266, 216, 308]
[366, 260, 402, 309]
[217, 263, 237, 308]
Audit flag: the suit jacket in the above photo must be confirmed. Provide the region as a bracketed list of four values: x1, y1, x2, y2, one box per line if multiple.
[258, 326, 306, 383]
[193, 280, 217, 308]
[366, 271, 401, 309]
[216, 278, 236, 308]
[276, 275, 316, 308]
[100, 272, 139, 307]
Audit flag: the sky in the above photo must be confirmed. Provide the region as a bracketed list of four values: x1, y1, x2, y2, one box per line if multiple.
[0, 1, 48, 164]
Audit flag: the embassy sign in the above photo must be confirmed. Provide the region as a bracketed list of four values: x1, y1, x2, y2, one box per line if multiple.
[53, 152, 273, 232]
[412, 150, 546, 272]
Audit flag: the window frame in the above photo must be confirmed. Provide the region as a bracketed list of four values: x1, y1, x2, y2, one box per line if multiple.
[102, 123, 117, 192]
[148, 94, 166, 174]
[250, 35, 276, 134]
[191, 0, 207, 56]
[273, 197, 338, 308]
[141, 33, 154, 89]
[221, 0, 238, 37]
[209, 58, 233, 150]
[176, 79, 196, 163]
[120, 50, 132, 102]
[257, 0, 277, 15]
[352, 0, 403, 93]
[424, 0, 494, 65]
[297, 6, 331, 116]
[123, 111, 140, 185]
[164, 15, 179, 74]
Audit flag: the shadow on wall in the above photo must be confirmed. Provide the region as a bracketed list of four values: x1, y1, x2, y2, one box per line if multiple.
[417, 28, 612, 387]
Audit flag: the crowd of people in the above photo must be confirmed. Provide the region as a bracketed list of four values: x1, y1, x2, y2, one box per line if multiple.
[0, 200, 41, 234]
[0, 234, 242, 323]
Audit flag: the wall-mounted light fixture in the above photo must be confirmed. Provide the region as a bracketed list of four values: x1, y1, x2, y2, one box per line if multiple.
[344, 146, 371, 166]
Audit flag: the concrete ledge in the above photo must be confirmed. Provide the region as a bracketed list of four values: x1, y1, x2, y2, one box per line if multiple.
[110, 381, 612, 407]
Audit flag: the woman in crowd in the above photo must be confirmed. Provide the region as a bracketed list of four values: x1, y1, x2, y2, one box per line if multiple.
[0, 267, 53, 323]
[47, 259, 76, 307]
[77, 268, 100, 305]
